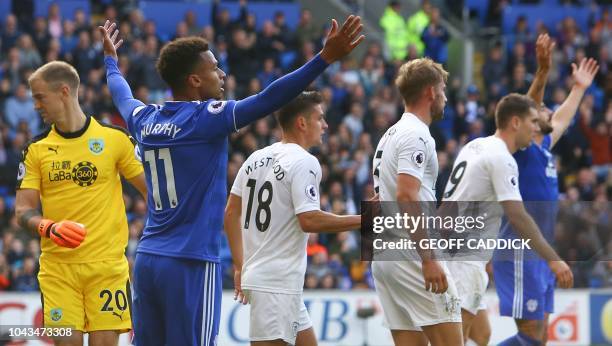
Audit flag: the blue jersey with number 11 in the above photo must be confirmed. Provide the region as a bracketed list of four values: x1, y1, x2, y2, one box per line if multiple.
[128, 100, 238, 262]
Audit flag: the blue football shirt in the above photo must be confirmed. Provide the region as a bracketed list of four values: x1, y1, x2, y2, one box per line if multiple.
[499, 134, 559, 244]
[128, 100, 237, 262]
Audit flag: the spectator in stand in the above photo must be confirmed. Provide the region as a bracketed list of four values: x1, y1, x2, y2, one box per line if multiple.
[379, 0, 409, 61]
[343, 102, 365, 147]
[184, 10, 200, 36]
[421, 7, 449, 65]
[141, 36, 167, 103]
[406, 0, 431, 56]
[508, 41, 535, 76]
[307, 233, 328, 257]
[257, 58, 281, 88]
[71, 31, 103, 83]
[17, 34, 42, 70]
[514, 16, 534, 51]
[212, 0, 248, 42]
[482, 42, 507, 90]
[1, 14, 21, 55]
[31, 17, 50, 58]
[60, 20, 78, 58]
[47, 3, 62, 39]
[4, 83, 40, 134]
[0, 253, 10, 290]
[578, 101, 611, 180]
[12, 256, 37, 291]
[256, 20, 285, 62]
[173, 21, 189, 41]
[229, 28, 258, 97]
[296, 9, 321, 48]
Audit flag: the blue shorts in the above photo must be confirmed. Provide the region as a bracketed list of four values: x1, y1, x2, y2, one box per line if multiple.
[493, 255, 555, 320]
[132, 253, 221, 346]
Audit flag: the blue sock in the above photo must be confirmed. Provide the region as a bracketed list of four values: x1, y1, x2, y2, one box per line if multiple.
[498, 332, 542, 346]
[498, 334, 522, 346]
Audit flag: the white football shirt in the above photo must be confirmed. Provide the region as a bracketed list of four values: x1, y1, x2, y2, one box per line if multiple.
[373, 113, 438, 202]
[230, 142, 321, 294]
[443, 135, 522, 202]
[443, 135, 523, 264]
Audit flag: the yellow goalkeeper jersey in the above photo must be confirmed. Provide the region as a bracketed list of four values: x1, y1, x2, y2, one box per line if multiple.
[17, 116, 143, 263]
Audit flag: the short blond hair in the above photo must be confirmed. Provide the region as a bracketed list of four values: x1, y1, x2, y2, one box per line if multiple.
[395, 58, 448, 106]
[29, 61, 80, 95]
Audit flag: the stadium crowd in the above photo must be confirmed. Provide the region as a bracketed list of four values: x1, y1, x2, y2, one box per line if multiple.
[0, 0, 609, 293]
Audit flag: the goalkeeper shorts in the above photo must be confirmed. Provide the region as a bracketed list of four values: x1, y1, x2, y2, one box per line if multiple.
[38, 256, 132, 333]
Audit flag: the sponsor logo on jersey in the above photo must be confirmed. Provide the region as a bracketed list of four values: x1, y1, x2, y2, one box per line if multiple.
[305, 184, 318, 201]
[134, 145, 142, 162]
[411, 150, 425, 167]
[88, 139, 104, 155]
[72, 161, 98, 187]
[207, 101, 227, 114]
[48, 145, 59, 154]
[17, 162, 25, 181]
[507, 175, 518, 188]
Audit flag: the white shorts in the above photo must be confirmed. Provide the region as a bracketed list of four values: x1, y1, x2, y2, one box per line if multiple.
[372, 260, 462, 331]
[244, 290, 312, 344]
[446, 261, 489, 315]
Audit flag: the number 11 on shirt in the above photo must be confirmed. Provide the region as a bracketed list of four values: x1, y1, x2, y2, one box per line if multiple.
[144, 148, 178, 210]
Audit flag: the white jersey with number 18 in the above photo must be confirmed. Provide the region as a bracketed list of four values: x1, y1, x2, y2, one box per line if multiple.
[230, 142, 321, 294]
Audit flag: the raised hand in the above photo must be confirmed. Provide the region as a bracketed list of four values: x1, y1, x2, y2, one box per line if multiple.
[98, 20, 124, 60]
[572, 57, 599, 90]
[535, 33, 555, 71]
[320, 15, 365, 64]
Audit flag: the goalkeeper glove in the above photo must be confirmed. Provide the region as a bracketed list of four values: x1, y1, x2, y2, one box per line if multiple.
[38, 219, 87, 248]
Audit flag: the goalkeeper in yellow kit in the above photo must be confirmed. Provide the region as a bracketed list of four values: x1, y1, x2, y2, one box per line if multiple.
[14, 61, 147, 346]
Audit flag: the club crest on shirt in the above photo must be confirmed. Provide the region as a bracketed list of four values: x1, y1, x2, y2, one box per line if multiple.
[50, 308, 63, 321]
[88, 138, 104, 155]
[305, 184, 318, 201]
[412, 150, 425, 167]
[207, 101, 227, 114]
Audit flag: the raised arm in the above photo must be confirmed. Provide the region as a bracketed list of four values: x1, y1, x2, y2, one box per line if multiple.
[99, 21, 145, 122]
[526, 34, 554, 106]
[549, 58, 599, 147]
[232, 15, 365, 129]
